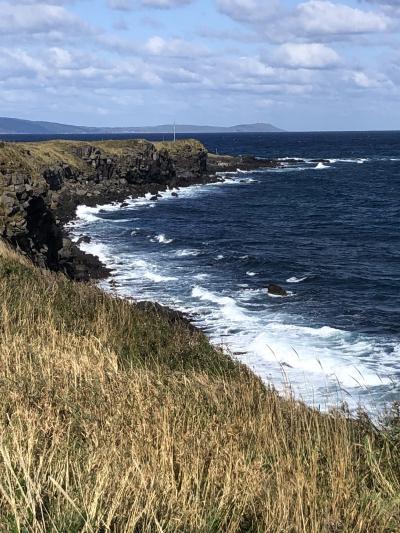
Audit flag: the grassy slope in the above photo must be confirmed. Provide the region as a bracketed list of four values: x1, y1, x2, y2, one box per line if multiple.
[0, 241, 399, 532]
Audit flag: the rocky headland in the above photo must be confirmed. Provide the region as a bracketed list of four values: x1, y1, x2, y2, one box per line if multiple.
[0, 138, 282, 281]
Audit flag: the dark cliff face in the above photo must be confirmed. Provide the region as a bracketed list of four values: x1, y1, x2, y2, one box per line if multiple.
[0, 139, 209, 280]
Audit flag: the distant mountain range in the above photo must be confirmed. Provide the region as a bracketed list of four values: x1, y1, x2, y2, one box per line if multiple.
[0, 117, 284, 135]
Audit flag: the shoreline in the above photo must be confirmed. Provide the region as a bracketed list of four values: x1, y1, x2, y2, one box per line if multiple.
[66, 171, 261, 339]
[60, 153, 283, 281]
[67, 164, 396, 415]
[0, 137, 281, 283]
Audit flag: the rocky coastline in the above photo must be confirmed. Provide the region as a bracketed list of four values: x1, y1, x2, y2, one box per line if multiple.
[0, 138, 281, 281]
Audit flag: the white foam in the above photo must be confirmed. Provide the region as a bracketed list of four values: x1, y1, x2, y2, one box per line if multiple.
[315, 162, 330, 170]
[287, 276, 308, 283]
[152, 234, 173, 244]
[78, 241, 111, 264]
[333, 158, 369, 164]
[215, 171, 239, 177]
[247, 331, 389, 389]
[266, 166, 310, 173]
[246, 271, 257, 277]
[176, 249, 200, 257]
[268, 322, 341, 338]
[192, 286, 251, 323]
[73, 205, 101, 223]
[193, 273, 209, 280]
[144, 272, 177, 283]
[277, 157, 305, 162]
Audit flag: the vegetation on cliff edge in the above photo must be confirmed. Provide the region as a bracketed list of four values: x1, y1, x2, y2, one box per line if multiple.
[0, 241, 399, 532]
[0, 139, 206, 180]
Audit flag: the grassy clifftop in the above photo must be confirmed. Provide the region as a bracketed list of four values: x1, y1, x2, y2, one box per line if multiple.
[0, 242, 399, 532]
[0, 139, 206, 176]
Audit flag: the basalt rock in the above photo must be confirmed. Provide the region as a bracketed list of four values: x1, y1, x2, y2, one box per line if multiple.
[0, 139, 209, 280]
[267, 284, 288, 297]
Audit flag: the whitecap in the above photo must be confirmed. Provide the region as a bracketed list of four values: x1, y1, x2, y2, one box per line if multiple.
[192, 286, 251, 323]
[77, 241, 111, 264]
[151, 234, 174, 244]
[176, 249, 200, 257]
[73, 205, 101, 224]
[246, 271, 257, 277]
[286, 276, 309, 283]
[247, 330, 391, 389]
[193, 273, 209, 280]
[315, 162, 330, 170]
[144, 272, 177, 283]
[277, 157, 305, 162]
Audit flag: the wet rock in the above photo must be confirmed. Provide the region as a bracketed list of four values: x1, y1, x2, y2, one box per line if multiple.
[76, 235, 91, 245]
[267, 284, 288, 297]
[171, 192, 178, 197]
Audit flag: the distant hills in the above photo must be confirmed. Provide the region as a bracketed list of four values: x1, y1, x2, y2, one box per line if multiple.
[0, 117, 284, 135]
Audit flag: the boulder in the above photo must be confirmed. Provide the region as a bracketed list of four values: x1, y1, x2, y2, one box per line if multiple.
[267, 284, 288, 297]
[77, 235, 91, 245]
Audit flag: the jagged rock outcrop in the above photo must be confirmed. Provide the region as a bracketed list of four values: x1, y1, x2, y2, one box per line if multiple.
[0, 138, 209, 279]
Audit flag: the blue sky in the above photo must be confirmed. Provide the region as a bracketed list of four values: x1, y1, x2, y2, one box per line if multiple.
[1, 0, 399, 130]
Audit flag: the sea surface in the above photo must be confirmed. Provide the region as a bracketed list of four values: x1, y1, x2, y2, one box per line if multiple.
[8, 131, 400, 412]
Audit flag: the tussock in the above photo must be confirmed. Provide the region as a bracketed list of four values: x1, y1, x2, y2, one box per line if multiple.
[0, 240, 399, 532]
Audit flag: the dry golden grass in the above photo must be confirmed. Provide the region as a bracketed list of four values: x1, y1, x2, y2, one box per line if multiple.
[0, 139, 206, 183]
[0, 241, 399, 532]
[0, 141, 88, 178]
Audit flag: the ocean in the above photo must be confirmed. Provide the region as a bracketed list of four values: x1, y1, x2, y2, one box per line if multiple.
[7, 131, 400, 412]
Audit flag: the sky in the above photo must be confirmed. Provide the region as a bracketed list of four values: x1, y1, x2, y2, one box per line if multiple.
[1, 0, 400, 130]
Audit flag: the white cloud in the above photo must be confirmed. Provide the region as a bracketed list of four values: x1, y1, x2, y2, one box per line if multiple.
[296, 0, 390, 36]
[107, 0, 192, 9]
[141, 0, 192, 7]
[218, 0, 392, 41]
[0, 0, 399, 129]
[349, 70, 392, 88]
[217, 0, 281, 23]
[273, 43, 341, 68]
[143, 36, 208, 57]
[0, 1, 86, 35]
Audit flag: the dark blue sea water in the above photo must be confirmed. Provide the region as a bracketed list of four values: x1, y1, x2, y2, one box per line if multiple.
[13, 131, 399, 411]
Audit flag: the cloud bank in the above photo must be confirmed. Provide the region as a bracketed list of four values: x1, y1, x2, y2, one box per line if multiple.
[0, 0, 399, 130]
